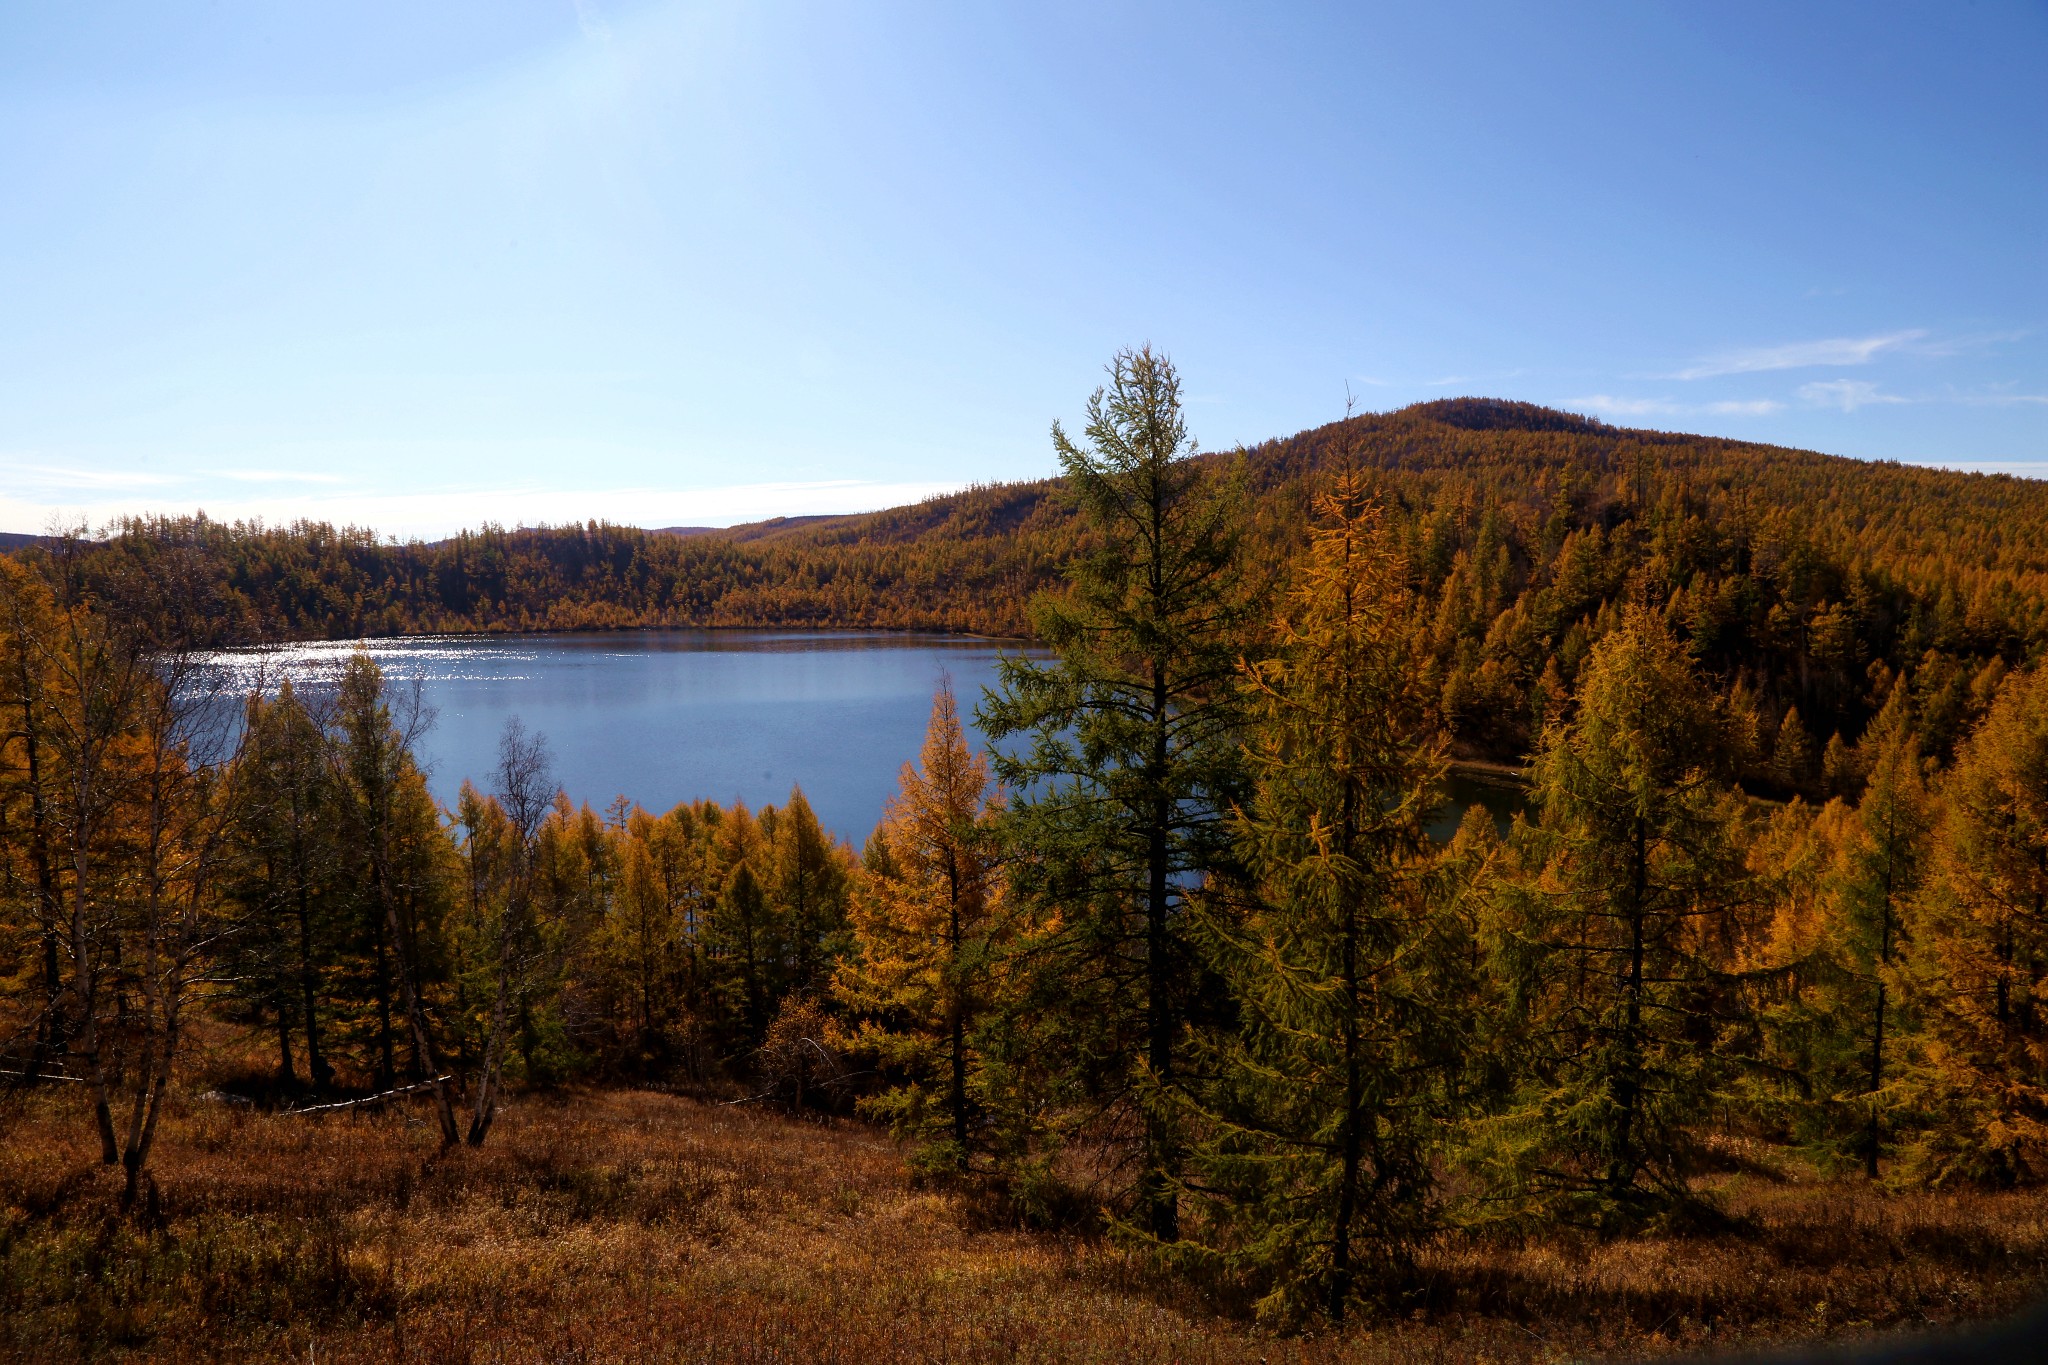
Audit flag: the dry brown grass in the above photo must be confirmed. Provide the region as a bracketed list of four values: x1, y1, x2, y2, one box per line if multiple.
[3, 1080, 2046, 1364]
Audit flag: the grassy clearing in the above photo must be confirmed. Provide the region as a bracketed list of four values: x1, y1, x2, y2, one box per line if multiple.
[2, 1084, 2045, 1364]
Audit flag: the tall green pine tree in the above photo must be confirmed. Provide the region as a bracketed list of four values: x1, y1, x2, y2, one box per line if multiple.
[981, 346, 1256, 1239]
[1476, 610, 1756, 1226]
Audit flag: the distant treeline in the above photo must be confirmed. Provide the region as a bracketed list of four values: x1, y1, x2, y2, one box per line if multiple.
[23, 395, 2048, 791]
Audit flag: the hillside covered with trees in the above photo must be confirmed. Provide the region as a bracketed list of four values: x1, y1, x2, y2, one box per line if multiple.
[29, 394, 2048, 795]
[8, 354, 2048, 1357]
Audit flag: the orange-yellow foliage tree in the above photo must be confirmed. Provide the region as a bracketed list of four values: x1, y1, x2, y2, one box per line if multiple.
[837, 681, 1005, 1169]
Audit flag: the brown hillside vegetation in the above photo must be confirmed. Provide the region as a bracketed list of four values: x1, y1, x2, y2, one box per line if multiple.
[37, 397, 2048, 779]
[5, 1082, 2048, 1365]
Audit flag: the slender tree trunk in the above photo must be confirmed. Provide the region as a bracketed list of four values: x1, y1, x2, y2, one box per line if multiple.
[295, 877, 330, 1091]
[1143, 659, 1178, 1242]
[1331, 782, 1361, 1324]
[121, 719, 197, 1215]
[34, 931, 63, 1080]
[470, 873, 522, 1146]
[387, 892, 459, 1149]
[373, 911, 396, 1090]
[274, 992, 296, 1086]
[742, 908, 763, 1039]
[469, 971, 509, 1145]
[1608, 818, 1649, 1201]
[1333, 966, 1361, 1324]
[947, 853, 968, 1155]
[120, 997, 179, 1213]
[639, 915, 654, 1053]
[1865, 835, 1896, 1180]
[377, 843, 459, 1148]
[69, 832, 120, 1164]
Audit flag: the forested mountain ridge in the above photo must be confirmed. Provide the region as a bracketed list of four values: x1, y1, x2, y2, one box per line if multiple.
[24, 397, 2048, 780]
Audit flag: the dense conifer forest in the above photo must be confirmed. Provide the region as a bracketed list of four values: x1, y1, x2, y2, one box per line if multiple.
[7, 354, 2048, 1358]
[43, 392, 2048, 789]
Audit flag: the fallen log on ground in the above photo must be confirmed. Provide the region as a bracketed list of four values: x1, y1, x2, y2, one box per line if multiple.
[288, 1076, 455, 1117]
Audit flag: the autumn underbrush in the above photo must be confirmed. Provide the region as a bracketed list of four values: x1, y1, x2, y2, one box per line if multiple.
[3, 1084, 2046, 1364]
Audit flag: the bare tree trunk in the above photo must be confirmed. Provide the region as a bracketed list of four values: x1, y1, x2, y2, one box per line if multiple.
[120, 998, 179, 1213]
[465, 716, 553, 1148]
[274, 993, 296, 1086]
[469, 945, 512, 1146]
[295, 878, 330, 1091]
[383, 881, 460, 1150]
[69, 843, 119, 1165]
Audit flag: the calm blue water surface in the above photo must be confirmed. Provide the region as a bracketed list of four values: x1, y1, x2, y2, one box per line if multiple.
[199, 630, 1522, 845]
[201, 631, 1042, 842]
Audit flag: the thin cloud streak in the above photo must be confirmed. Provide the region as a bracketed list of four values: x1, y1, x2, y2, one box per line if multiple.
[1913, 328, 2031, 357]
[1668, 330, 1926, 380]
[1956, 391, 2048, 407]
[1798, 380, 1909, 413]
[0, 462, 184, 492]
[202, 468, 348, 484]
[1567, 395, 1677, 417]
[1563, 395, 1784, 419]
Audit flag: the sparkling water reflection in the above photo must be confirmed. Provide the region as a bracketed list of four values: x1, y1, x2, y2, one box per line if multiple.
[196, 631, 1043, 842]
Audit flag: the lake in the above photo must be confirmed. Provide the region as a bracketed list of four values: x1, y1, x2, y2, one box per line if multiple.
[197, 630, 1522, 844]
[198, 630, 1040, 842]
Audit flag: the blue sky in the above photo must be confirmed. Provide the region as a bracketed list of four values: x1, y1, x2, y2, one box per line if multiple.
[1, 1, 2042, 539]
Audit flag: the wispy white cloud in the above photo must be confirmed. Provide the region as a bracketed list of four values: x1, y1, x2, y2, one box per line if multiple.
[0, 462, 183, 492]
[1953, 387, 2048, 407]
[1567, 395, 1681, 417]
[1912, 328, 2030, 357]
[1798, 379, 1909, 412]
[1563, 395, 1782, 419]
[202, 468, 347, 484]
[1669, 330, 1926, 380]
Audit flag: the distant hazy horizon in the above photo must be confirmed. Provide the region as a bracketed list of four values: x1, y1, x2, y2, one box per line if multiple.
[14, 392, 2048, 546]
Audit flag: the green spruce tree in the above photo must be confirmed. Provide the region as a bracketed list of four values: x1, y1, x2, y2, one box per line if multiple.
[980, 346, 1256, 1240]
[1475, 610, 1757, 1227]
[1176, 472, 1465, 1323]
